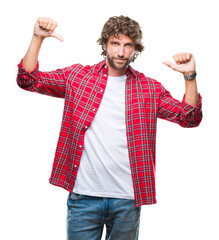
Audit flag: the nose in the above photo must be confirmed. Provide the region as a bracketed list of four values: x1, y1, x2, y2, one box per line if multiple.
[118, 46, 125, 58]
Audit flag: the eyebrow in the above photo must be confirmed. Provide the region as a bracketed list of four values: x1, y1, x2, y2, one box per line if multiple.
[110, 40, 119, 43]
[109, 40, 134, 45]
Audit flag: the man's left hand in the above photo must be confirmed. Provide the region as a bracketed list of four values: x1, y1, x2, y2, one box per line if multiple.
[163, 53, 196, 76]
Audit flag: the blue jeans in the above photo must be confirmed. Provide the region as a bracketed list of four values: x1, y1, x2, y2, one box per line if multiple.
[67, 193, 141, 240]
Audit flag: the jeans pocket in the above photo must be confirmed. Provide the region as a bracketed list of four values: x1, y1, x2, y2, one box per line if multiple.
[67, 193, 82, 211]
[69, 192, 82, 201]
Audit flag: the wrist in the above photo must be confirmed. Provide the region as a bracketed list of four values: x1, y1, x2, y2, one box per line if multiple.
[33, 34, 45, 43]
[183, 70, 196, 75]
[184, 71, 197, 80]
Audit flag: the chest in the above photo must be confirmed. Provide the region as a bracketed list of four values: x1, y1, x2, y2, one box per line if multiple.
[64, 72, 159, 129]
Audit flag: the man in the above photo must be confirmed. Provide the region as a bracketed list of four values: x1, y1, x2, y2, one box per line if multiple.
[17, 16, 202, 240]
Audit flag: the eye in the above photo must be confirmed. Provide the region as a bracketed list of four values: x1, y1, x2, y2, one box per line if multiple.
[126, 43, 133, 47]
[112, 42, 119, 45]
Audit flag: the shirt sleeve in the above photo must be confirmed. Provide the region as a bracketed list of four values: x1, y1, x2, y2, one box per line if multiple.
[16, 59, 77, 98]
[158, 84, 202, 128]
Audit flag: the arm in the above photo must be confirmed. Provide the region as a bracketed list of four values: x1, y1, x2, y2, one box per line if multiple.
[158, 85, 202, 128]
[163, 53, 199, 107]
[17, 18, 69, 98]
[23, 17, 64, 72]
[158, 52, 202, 127]
[184, 76, 199, 107]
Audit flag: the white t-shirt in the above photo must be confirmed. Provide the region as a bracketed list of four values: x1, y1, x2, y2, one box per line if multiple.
[73, 75, 134, 199]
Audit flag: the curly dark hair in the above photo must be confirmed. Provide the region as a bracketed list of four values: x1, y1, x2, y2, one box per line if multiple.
[97, 15, 144, 61]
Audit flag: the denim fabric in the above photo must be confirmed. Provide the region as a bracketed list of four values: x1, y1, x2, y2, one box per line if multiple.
[67, 193, 141, 240]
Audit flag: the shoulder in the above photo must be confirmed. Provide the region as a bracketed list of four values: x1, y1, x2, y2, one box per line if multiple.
[138, 73, 168, 95]
[131, 66, 162, 88]
[128, 66, 166, 96]
[68, 61, 105, 75]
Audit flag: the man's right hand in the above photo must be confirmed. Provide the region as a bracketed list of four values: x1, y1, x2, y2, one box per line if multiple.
[22, 17, 63, 72]
[34, 17, 64, 42]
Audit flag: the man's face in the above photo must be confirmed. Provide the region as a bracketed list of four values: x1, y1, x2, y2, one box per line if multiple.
[106, 34, 135, 71]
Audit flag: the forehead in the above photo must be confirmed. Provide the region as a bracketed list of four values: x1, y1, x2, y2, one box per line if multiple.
[108, 34, 134, 43]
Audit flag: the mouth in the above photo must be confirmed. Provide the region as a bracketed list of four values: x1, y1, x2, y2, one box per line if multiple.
[114, 58, 127, 63]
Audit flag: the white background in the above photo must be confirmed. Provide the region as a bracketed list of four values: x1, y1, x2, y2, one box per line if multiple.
[1, 0, 218, 239]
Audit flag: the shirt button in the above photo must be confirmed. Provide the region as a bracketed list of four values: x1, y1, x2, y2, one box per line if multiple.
[79, 145, 82, 148]
[93, 108, 96, 112]
[100, 89, 103, 93]
[84, 125, 88, 129]
[104, 74, 107, 77]
[74, 165, 77, 168]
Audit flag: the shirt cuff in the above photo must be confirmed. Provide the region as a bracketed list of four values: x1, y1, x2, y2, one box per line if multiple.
[181, 93, 202, 114]
[18, 59, 39, 74]
[17, 59, 40, 90]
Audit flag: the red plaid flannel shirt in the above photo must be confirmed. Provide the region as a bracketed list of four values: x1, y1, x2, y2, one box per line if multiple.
[17, 59, 202, 207]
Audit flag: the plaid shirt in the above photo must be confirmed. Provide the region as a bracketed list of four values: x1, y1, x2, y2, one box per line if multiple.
[17, 60, 202, 207]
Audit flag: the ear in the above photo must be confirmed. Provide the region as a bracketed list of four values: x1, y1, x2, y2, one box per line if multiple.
[130, 50, 136, 61]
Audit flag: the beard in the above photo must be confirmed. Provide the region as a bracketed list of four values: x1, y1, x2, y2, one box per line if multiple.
[106, 49, 135, 71]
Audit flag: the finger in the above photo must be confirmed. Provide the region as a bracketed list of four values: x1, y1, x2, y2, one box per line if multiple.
[186, 52, 192, 61]
[38, 17, 44, 28]
[38, 18, 47, 29]
[181, 52, 187, 63]
[178, 53, 183, 64]
[46, 19, 57, 32]
[42, 19, 49, 30]
[173, 54, 180, 65]
[50, 31, 64, 42]
[46, 21, 53, 31]
[49, 22, 58, 33]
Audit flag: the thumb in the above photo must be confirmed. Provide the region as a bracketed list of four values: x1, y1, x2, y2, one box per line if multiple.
[162, 61, 174, 69]
[50, 31, 64, 42]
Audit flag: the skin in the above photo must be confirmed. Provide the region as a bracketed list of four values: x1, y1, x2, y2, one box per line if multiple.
[22, 17, 199, 107]
[105, 34, 135, 76]
[163, 53, 199, 106]
[22, 17, 63, 72]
